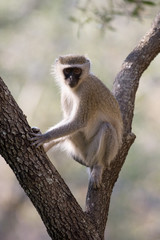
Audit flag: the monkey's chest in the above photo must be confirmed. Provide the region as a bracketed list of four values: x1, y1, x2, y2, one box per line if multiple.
[62, 95, 78, 118]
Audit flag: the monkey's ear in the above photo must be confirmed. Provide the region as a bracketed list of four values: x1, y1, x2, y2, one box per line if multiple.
[55, 58, 59, 63]
[58, 56, 64, 64]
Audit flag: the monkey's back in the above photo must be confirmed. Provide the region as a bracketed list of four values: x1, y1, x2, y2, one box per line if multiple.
[80, 74, 123, 144]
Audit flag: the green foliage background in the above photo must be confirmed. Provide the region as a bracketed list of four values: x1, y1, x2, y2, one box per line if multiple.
[0, 1, 160, 239]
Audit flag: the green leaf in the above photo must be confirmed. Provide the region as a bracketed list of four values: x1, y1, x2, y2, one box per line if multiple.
[68, 16, 78, 23]
[124, 0, 136, 2]
[142, 1, 156, 5]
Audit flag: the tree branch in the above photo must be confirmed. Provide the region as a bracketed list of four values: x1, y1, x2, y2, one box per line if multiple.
[86, 12, 160, 238]
[114, 12, 160, 132]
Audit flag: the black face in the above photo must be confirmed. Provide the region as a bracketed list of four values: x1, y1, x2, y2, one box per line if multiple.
[63, 67, 82, 88]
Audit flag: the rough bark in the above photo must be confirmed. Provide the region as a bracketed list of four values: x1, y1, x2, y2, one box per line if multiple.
[0, 13, 160, 240]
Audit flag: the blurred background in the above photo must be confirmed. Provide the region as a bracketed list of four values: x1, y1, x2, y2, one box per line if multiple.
[0, 0, 160, 239]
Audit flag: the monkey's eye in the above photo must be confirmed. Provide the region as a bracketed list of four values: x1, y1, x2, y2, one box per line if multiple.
[74, 68, 82, 75]
[63, 68, 71, 75]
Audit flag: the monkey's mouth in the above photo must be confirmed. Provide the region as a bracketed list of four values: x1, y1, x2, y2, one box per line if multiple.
[66, 77, 79, 88]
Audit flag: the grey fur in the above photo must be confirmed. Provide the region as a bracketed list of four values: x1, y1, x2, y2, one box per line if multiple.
[31, 54, 123, 188]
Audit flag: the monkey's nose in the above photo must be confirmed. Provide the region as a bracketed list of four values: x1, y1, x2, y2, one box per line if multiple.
[67, 76, 73, 85]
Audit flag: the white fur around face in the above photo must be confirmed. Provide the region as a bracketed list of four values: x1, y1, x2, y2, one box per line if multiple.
[51, 58, 91, 88]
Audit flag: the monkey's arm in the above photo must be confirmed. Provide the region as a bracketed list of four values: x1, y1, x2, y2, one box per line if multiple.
[30, 115, 87, 148]
[31, 126, 63, 152]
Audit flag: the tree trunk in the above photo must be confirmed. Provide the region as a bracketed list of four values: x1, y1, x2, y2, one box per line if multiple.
[0, 13, 160, 240]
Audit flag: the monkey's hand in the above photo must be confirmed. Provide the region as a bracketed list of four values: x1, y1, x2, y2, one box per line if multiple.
[29, 129, 50, 148]
[29, 133, 49, 147]
[31, 126, 42, 134]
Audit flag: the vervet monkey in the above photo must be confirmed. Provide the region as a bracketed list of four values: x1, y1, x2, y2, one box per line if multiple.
[30, 54, 123, 188]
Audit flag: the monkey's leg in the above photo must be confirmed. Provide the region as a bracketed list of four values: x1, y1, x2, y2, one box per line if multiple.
[71, 154, 89, 166]
[44, 138, 65, 152]
[43, 139, 60, 152]
[90, 164, 103, 189]
[68, 133, 89, 167]
[87, 122, 116, 188]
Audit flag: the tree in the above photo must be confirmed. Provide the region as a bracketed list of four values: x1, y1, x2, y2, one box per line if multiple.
[0, 12, 160, 240]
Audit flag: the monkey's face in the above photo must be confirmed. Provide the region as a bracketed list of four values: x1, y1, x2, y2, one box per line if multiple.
[63, 67, 82, 88]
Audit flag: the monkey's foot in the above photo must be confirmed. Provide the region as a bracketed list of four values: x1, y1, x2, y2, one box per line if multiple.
[90, 165, 103, 189]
